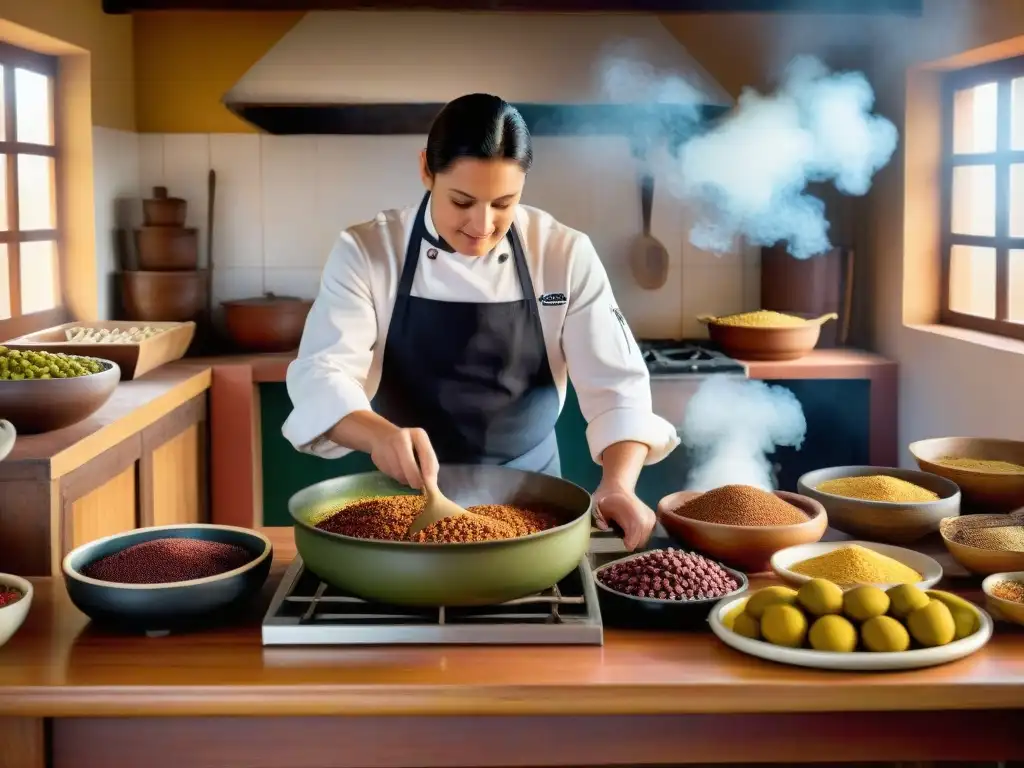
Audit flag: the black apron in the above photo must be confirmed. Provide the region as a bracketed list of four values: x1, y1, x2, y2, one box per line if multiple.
[372, 193, 561, 475]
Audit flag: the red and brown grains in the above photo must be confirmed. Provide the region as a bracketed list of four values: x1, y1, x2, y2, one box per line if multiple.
[672, 484, 808, 526]
[314, 495, 562, 543]
[991, 579, 1024, 604]
[598, 548, 740, 601]
[0, 587, 23, 608]
[81, 538, 255, 584]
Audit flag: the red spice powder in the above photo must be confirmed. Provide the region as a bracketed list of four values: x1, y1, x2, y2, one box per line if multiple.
[82, 538, 254, 585]
[0, 587, 23, 608]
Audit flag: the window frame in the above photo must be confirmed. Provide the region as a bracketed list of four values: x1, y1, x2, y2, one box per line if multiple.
[940, 55, 1024, 341]
[0, 41, 66, 341]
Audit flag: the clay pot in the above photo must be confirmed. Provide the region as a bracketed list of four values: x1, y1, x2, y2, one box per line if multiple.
[221, 293, 313, 353]
[135, 226, 199, 271]
[143, 186, 187, 227]
[121, 270, 208, 322]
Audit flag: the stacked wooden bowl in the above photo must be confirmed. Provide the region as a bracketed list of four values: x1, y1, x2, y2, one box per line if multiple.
[120, 187, 209, 322]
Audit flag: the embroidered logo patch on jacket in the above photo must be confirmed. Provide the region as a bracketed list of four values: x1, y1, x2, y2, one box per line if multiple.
[539, 292, 567, 306]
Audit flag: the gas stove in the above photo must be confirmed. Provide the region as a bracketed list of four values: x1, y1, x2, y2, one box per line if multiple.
[639, 339, 747, 376]
[261, 556, 603, 646]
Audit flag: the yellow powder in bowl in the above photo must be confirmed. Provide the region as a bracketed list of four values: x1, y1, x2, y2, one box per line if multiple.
[935, 457, 1024, 474]
[815, 475, 939, 503]
[711, 310, 807, 328]
[789, 544, 921, 587]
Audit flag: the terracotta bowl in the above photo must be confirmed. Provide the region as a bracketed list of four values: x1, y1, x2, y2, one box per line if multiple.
[938, 515, 1024, 576]
[981, 571, 1024, 627]
[142, 186, 187, 227]
[656, 490, 828, 573]
[221, 294, 313, 353]
[120, 270, 208, 323]
[697, 312, 837, 362]
[797, 465, 961, 544]
[909, 437, 1024, 513]
[0, 358, 120, 434]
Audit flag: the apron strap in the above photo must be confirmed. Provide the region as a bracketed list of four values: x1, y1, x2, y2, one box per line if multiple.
[396, 192, 432, 298]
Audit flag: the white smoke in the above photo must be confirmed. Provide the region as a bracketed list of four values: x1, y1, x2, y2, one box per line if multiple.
[598, 51, 899, 259]
[680, 378, 806, 491]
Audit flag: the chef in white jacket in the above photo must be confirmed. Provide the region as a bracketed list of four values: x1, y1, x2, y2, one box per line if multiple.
[283, 93, 679, 550]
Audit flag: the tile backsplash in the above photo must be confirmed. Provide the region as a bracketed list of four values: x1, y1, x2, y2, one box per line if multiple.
[107, 131, 759, 339]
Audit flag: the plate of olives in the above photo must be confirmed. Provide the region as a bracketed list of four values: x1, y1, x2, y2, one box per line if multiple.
[708, 578, 993, 671]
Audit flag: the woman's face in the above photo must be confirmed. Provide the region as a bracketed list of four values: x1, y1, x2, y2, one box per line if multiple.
[420, 153, 526, 257]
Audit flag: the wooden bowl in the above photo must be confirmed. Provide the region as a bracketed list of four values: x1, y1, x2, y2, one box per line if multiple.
[909, 437, 1024, 513]
[142, 186, 187, 227]
[0, 358, 120, 434]
[0, 573, 32, 648]
[770, 540, 944, 590]
[62, 524, 273, 635]
[797, 465, 961, 544]
[120, 270, 208, 322]
[5, 321, 195, 380]
[221, 293, 313, 353]
[981, 571, 1024, 627]
[135, 226, 199, 271]
[656, 490, 828, 573]
[697, 312, 837, 362]
[938, 515, 1024, 576]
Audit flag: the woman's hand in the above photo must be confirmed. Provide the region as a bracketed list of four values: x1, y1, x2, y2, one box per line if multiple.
[592, 484, 656, 551]
[369, 426, 439, 490]
[328, 411, 439, 490]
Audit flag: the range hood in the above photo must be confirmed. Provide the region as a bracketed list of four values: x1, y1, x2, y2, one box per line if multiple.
[224, 101, 729, 138]
[219, 11, 737, 137]
[104, 0, 922, 14]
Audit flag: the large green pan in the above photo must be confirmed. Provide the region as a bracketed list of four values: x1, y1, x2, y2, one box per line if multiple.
[288, 465, 593, 607]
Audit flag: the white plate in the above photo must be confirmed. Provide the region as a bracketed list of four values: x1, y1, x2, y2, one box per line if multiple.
[770, 540, 943, 590]
[708, 592, 993, 671]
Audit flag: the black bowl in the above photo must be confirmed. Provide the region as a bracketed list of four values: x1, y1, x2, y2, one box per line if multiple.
[62, 524, 273, 635]
[593, 548, 749, 629]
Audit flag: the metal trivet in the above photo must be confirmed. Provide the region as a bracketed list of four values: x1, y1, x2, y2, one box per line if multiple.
[261, 557, 603, 646]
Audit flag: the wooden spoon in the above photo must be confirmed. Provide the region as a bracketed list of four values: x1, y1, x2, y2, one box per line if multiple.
[629, 172, 670, 290]
[406, 474, 495, 537]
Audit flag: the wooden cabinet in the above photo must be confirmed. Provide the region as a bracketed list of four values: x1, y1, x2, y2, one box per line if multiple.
[0, 365, 212, 577]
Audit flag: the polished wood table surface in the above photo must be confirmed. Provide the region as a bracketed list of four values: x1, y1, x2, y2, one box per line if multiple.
[2, 527, 1024, 719]
[3, 527, 1024, 767]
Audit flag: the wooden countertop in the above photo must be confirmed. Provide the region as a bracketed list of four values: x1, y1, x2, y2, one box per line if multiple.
[0, 362, 211, 480]
[2, 527, 1022, 719]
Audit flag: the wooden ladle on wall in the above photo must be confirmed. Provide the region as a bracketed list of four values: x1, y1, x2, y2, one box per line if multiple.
[629, 171, 670, 290]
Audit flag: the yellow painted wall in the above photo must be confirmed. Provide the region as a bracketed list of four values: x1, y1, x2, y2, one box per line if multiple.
[133, 11, 304, 133]
[0, 0, 134, 130]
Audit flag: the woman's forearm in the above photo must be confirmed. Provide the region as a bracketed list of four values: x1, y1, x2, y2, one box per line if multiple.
[598, 440, 649, 491]
[327, 409, 399, 453]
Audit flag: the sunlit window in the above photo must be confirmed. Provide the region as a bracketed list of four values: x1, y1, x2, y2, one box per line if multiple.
[0, 42, 60, 326]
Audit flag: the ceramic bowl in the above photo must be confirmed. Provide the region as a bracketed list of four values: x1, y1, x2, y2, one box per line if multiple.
[981, 571, 1024, 627]
[697, 313, 837, 362]
[657, 490, 828, 573]
[62, 524, 273, 635]
[796, 465, 961, 544]
[938, 515, 1024, 576]
[770, 540, 944, 590]
[0, 574, 32, 647]
[593, 549, 748, 626]
[0, 358, 120, 434]
[909, 437, 1024, 512]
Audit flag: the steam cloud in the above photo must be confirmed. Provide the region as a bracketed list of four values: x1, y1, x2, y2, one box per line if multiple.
[598, 51, 899, 259]
[680, 378, 806, 491]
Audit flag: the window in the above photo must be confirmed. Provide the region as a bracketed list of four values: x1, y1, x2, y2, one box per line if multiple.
[941, 56, 1024, 340]
[0, 42, 62, 338]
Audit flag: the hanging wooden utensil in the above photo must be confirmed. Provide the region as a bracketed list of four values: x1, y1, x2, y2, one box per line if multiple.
[629, 169, 670, 290]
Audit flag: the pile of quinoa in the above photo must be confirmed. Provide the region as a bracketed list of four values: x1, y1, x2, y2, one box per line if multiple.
[314, 495, 561, 543]
[671, 484, 808, 526]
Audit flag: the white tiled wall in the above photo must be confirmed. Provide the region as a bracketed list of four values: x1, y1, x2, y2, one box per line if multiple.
[129, 132, 758, 339]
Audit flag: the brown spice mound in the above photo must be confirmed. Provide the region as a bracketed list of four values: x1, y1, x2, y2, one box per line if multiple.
[672, 484, 808, 526]
[991, 579, 1024, 604]
[314, 495, 562, 543]
[82, 538, 254, 584]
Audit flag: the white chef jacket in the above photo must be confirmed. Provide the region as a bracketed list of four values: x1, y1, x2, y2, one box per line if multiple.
[282, 199, 681, 466]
